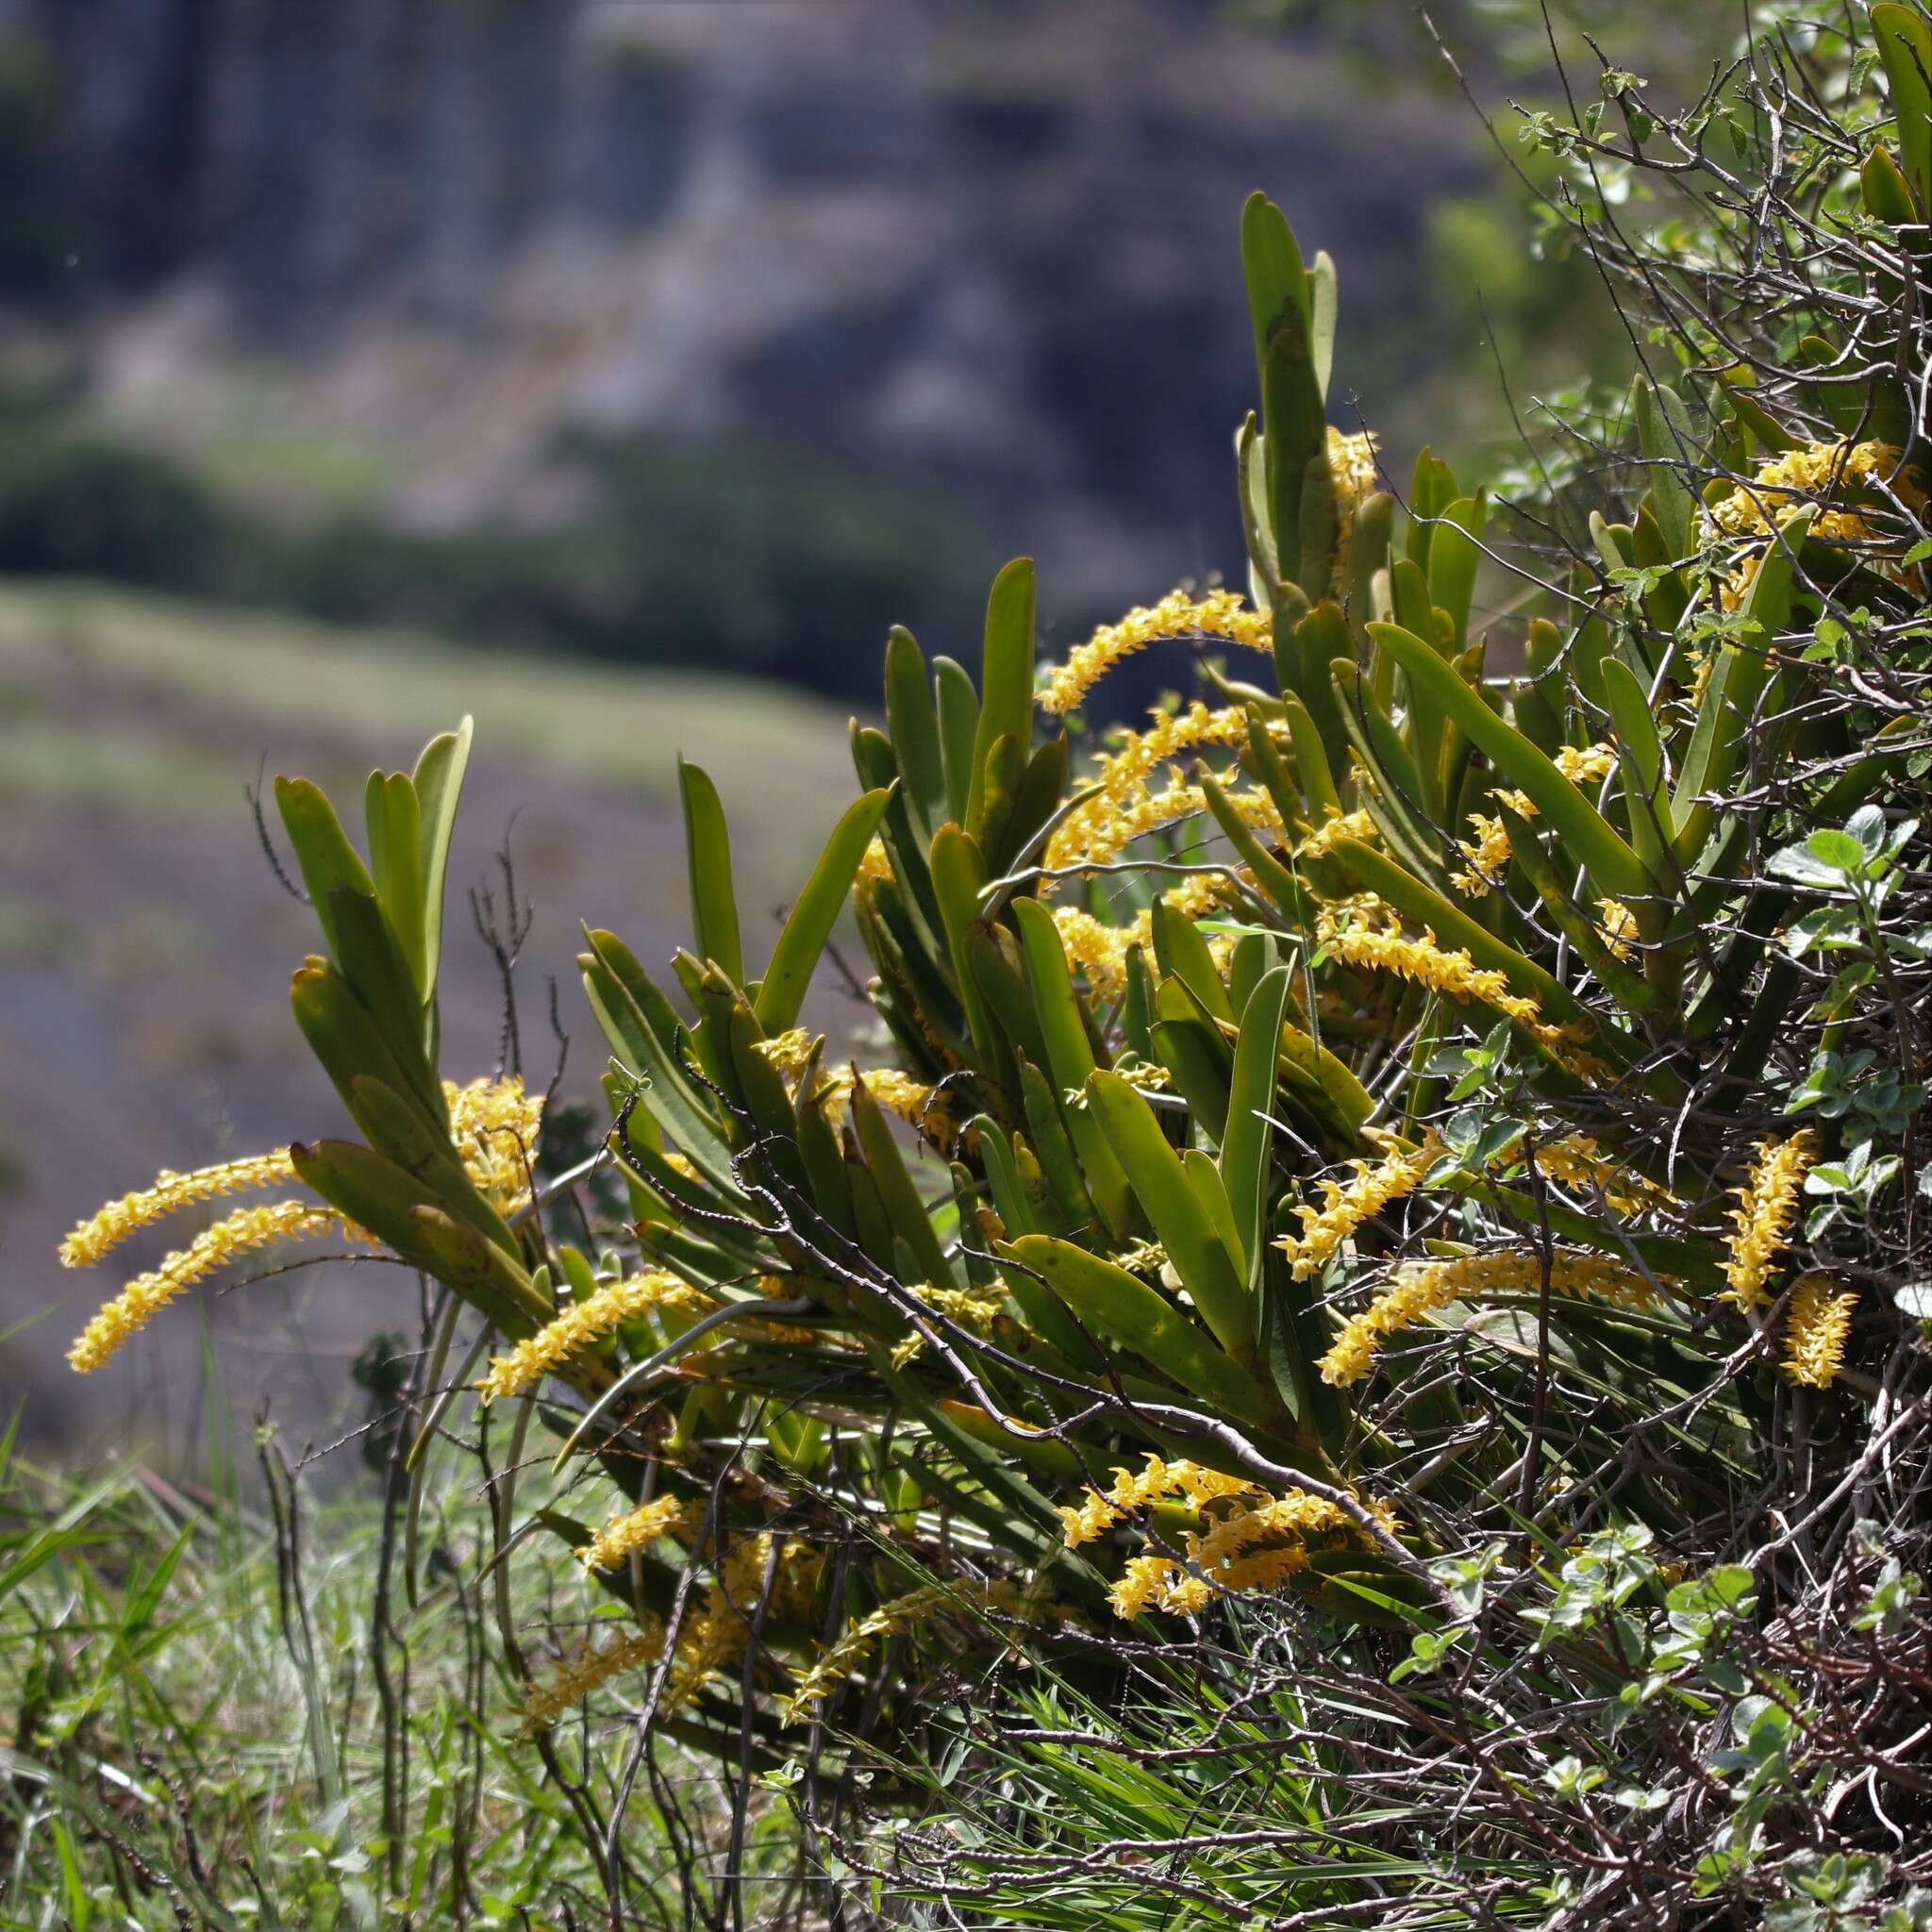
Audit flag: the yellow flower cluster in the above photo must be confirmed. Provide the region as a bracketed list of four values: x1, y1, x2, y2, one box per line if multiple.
[782, 1577, 1033, 1724]
[519, 1623, 665, 1735]
[577, 1493, 695, 1574]
[1781, 1274, 1856, 1388]
[476, 1269, 712, 1404]
[1316, 894, 1548, 1036]
[67, 1201, 369, 1374]
[1597, 898, 1638, 961]
[1058, 1454, 1258, 1547]
[1454, 743, 1617, 898]
[1706, 440, 1925, 547]
[1722, 1130, 1816, 1312]
[1294, 808, 1377, 861]
[63, 1074, 539, 1375]
[1274, 1135, 1440, 1281]
[1103, 1485, 1394, 1620]
[890, 1281, 1009, 1368]
[59, 1148, 298, 1269]
[753, 1028, 816, 1076]
[445, 1074, 546, 1212]
[661, 1534, 821, 1712]
[1091, 701, 1250, 803]
[1040, 589, 1273, 717]
[1326, 426, 1381, 592]
[857, 835, 893, 886]
[1318, 1247, 1665, 1388]
[1045, 774, 1279, 876]
[1050, 874, 1233, 1001]
[1527, 1134, 1673, 1220]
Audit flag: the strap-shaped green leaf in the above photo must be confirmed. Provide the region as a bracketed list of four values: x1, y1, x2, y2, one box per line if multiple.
[364, 771, 426, 1000]
[1017, 1054, 1097, 1229]
[1085, 1069, 1250, 1359]
[1631, 375, 1699, 559]
[933, 655, 980, 825]
[1306, 248, 1338, 400]
[965, 558, 1035, 841]
[1875, 3, 1932, 208]
[1325, 837, 1593, 1034]
[754, 785, 894, 1033]
[1498, 807, 1662, 1020]
[1670, 507, 1812, 866]
[1428, 495, 1486, 651]
[1012, 899, 1135, 1239]
[1000, 1234, 1274, 1427]
[1274, 694, 1341, 822]
[1291, 602, 1352, 777]
[291, 957, 443, 1140]
[1342, 491, 1394, 660]
[848, 1069, 958, 1291]
[275, 775, 378, 966]
[1329, 659, 1446, 886]
[1406, 447, 1457, 571]
[928, 823, 1009, 1081]
[1600, 654, 1676, 865]
[345, 1074, 517, 1255]
[677, 758, 743, 985]
[884, 625, 948, 842]
[1220, 964, 1292, 1288]
[411, 715, 472, 1000]
[1152, 894, 1236, 1024]
[1370, 621, 1651, 900]
[789, 1039, 853, 1238]
[1198, 770, 1312, 927]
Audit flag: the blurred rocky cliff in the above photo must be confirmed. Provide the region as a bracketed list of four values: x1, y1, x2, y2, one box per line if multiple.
[0, 0, 1481, 690]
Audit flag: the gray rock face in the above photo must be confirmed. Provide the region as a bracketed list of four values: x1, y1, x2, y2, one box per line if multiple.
[5, 0, 1474, 610]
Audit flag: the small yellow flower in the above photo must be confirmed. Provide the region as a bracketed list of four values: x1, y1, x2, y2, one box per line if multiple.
[1781, 1274, 1856, 1388]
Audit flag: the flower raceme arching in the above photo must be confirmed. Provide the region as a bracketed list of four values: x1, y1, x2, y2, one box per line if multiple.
[61, 1075, 543, 1374]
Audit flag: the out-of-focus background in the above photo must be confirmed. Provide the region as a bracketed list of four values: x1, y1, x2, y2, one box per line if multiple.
[0, 0, 1711, 1456]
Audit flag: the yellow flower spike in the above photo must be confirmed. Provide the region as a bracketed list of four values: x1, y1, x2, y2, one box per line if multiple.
[751, 1028, 816, 1077]
[60, 1148, 298, 1270]
[1722, 1130, 1817, 1312]
[1318, 1248, 1666, 1389]
[1452, 748, 1613, 900]
[445, 1074, 545, 1212]
[1527, 1134, 1672, 1220]
[1040, 588, 1273, 718]
[1294, 808, 1377, 862]
[1316, 895, 1545, 1032]
[519, 1623, 665, 1735]
[1045, 774, 1279, 876]
[1275, 1136, 1441, 1282]
[68, 1200, 369, 1374]
[1781, 1274, 1857, 1388]
[476, 1270, 712, 1404]
[1326, 426, 1380, 591]
[1705, 440, 1925, 546]
[782, 1578, 1036, 1724]
[577, 1494, 694, 1574]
